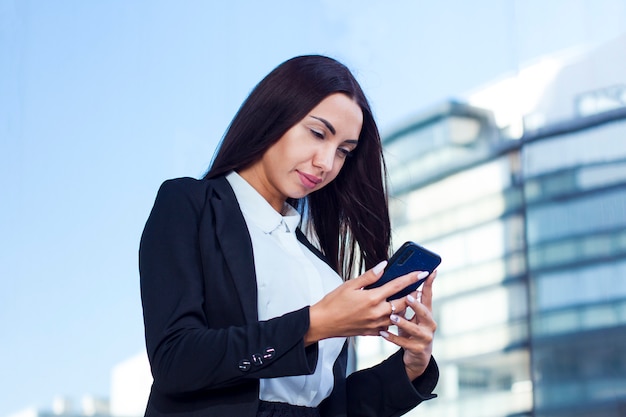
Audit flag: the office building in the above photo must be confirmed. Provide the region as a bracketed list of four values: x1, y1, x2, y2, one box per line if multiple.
[358, 34, 626, 417]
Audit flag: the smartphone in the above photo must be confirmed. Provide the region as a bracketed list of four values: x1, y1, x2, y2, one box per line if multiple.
[365, 241, 442, 301]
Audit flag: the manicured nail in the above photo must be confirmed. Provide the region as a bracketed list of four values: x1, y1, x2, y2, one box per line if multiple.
[390, 314, 400, 323]
[417, 271, 429, 279]
[373, 260, 387, 275]
[379, 330, 389, 338]
[407, 294, 416, 303]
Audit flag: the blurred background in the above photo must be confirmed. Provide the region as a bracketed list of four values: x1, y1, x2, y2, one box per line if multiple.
[2, 1, 626, 417]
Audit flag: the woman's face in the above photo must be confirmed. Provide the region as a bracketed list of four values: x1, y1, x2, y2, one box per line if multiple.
[239, 93, 363, 212]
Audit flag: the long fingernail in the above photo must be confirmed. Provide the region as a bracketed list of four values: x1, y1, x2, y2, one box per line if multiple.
[373, 260, 387, 275]
[407, 294, 416, 303]
[417, 271, 429, 279]
[390, 314, 400, 323]
[379, 330, 389, 338]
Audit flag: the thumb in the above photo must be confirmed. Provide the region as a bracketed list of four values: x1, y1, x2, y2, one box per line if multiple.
[352, 260, 387, 288]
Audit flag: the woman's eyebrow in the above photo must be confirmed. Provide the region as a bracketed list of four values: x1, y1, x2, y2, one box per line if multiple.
[310, 116, 336, 135]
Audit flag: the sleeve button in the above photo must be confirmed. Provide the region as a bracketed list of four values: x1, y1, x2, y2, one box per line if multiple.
[252, 354, 263, 366]
[263, 347, 276, 360]
[238, 359, 251, 372]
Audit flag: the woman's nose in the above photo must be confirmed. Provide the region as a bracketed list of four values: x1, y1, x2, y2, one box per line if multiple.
[312, 146, 335, 171]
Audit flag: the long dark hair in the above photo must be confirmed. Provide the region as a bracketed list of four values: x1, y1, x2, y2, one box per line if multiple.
[206, 55, 390, 279]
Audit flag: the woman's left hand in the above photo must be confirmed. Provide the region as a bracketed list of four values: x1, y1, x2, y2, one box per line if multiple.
[380, 270, 437, 381]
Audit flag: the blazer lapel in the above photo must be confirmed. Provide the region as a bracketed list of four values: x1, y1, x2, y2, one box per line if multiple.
[210, 177, 259, 322]
[296, 229, 334, 270]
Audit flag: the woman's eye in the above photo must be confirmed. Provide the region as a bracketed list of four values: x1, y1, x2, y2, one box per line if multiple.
[337, 148, 352, 158]
[310, 129, 325, 139]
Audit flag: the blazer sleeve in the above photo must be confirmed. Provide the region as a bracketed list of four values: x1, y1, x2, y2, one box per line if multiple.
[139, 178, 318, 395]
[345, 349, 438, 417]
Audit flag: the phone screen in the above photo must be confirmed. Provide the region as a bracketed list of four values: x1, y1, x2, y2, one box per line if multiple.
[365, 241, 441, 301]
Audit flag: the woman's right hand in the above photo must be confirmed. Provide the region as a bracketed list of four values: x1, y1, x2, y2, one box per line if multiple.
[304, 261, 422, 345]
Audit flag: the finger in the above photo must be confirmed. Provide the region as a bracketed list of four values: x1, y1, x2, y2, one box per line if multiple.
[390, 313, 417, 337]
[386, 298, 411, 320]
[409, 305, 436, 331]
[406, 292, 435, 324]
[351, 260, 388, 289]
[420, 270, 437, 310]
[390, 314, 435, 342]
[377, 270, 425, 300]
[379, 325, 428, 350]
[405, 299, 437, 334]
[379, 329, 408, 349]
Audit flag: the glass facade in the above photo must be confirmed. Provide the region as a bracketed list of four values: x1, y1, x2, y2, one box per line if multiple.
[524, 121, 626, 417]
[356, 102, 626, 416]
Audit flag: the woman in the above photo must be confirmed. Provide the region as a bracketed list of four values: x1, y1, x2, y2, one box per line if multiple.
[139, 55, 438, 417]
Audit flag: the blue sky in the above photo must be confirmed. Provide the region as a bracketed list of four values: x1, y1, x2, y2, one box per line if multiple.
[1, 1, 625, 415]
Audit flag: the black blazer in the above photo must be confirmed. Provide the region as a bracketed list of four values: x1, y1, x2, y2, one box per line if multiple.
[139, 176, 438, 417]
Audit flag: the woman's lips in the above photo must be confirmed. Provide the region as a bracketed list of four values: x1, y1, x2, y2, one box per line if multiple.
[297, 171, 322, 189]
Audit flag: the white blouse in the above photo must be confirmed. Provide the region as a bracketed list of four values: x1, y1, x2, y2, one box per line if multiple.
[226, 172, 346, 407]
